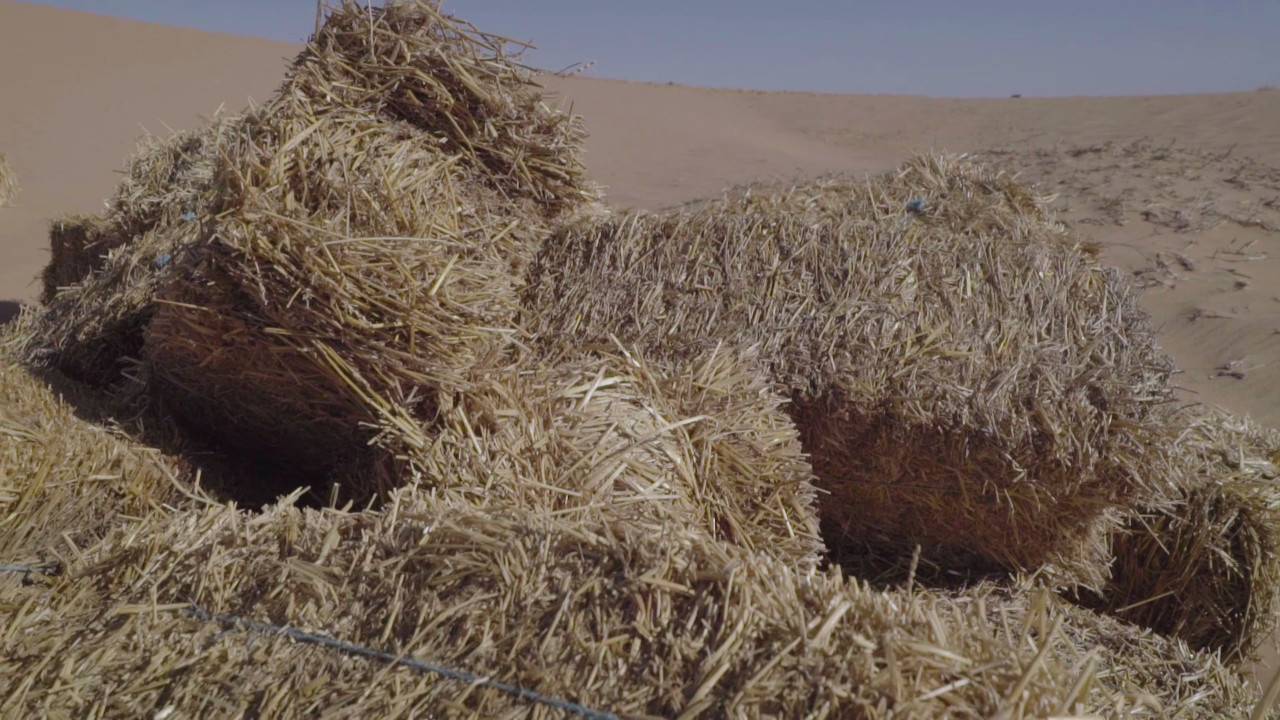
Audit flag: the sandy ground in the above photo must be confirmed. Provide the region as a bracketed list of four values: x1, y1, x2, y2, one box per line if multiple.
[4, 0, 1280, 676]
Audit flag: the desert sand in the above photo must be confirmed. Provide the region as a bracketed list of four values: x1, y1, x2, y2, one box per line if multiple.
[3, 0, 1280, 675]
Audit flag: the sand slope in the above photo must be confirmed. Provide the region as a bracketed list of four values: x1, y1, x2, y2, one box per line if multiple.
[0, 1, 293, 303]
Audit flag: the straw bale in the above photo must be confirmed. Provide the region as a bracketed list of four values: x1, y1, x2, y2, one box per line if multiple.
[420, 343, 824, 569]
[25, 115, 237, 384]
[0, 486, 1261, 718]
[0, 357, 183, 569]
[16, 0, 599, 502]
[523, 153, 1176, 587]
[0, 152, 17, 206]
[0, 338, 1257, 715]
[1084, 407, 1280, 661]
[40, 214, 120, 303]
[283, 0, 597, 216]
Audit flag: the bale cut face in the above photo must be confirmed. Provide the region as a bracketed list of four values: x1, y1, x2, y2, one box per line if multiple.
[524, 154, 1177, 587]
[41, 214, 121, 304]
[18, 0, 598, 504]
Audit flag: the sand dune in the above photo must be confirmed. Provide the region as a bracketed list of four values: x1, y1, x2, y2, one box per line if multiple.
[0, 1, 293, 301]
[3, 0, 1280, 674]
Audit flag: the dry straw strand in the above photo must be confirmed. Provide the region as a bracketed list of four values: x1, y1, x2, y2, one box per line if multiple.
[0, 152, 18, 206]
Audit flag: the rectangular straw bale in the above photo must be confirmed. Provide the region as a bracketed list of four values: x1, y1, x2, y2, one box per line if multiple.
[1085, 406, 1280, 662]
[20, 116, 232, 383]
[0, 356, 183, 566]
[420, 342, 825, 569]
[40, 214, 120, 303]
[523, 153, 1177, 587]
[0, 488, 1261, 718]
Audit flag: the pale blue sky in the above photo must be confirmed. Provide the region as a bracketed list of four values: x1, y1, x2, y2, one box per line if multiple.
[21, 0, 1280, 97]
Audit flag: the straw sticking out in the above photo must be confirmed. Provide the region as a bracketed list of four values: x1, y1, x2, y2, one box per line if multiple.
[0, 152, 17, 206]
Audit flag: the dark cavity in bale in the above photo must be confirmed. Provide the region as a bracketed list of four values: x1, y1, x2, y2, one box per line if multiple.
[16, 0, 598, 507]
[523, 153, 1178, 588]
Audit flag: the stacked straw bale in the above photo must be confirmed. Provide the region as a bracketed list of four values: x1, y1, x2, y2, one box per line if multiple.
[5, 2, 1275, 713]
[5, 316, 1260, 717]
[19, 1, 599, 502]
[1087, 407, 1280, 661]
[0, 485, 1261, 718]
[524, 154, 1177, 587]
[421, 343, 825, 569]
[0, 152, 17, 206]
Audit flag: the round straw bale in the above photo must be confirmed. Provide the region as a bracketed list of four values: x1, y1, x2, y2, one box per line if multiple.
[1083, 407, 1280, 661]
[3, 488, 1261, 718]
[420, 344, 824, 568]
[524, 153, 1176, 587]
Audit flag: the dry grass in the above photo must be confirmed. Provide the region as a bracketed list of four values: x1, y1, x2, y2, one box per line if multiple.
[524, 154, 1177, 588]
[0, 152, 18, 206]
